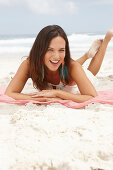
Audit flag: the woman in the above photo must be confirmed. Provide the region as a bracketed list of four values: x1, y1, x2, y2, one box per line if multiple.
[5, 25, 113, 103]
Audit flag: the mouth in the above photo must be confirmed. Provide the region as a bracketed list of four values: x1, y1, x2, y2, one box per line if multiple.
[49, 60, 60, 65]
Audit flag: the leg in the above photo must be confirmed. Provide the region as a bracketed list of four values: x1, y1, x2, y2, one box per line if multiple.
[88, 28, 113, 76]
[76, 52, 88, 65]
[76, 39, 103, 65]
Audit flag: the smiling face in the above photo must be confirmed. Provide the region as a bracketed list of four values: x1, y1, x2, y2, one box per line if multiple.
[44, 36, 66, 73]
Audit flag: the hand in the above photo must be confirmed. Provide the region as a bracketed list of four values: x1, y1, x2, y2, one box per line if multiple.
[31, 90, 58, 98]
[32, 97, 62, 102]
[45, 97, 63, 101]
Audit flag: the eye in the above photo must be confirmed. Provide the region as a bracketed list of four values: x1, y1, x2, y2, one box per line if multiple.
[59, 49, 65, 52]
[48, 48, 53, 52]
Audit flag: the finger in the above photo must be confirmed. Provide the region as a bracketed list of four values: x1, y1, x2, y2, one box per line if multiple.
[35, 98, 48, 102]
[32, 95, 43, 98]
[28, 93, 37, 96]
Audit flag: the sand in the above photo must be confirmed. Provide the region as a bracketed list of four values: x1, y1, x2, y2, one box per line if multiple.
[0, 52, 113, 170]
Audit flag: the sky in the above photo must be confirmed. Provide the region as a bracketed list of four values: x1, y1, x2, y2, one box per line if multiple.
[0, 0, 113, 34]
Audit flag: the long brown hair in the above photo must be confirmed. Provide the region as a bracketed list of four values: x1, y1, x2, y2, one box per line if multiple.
[28, 25, 71, 90]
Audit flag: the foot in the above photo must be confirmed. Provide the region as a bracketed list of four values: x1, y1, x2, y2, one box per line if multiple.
[106, 28, 113, 40]
[88, 39, 103, 58]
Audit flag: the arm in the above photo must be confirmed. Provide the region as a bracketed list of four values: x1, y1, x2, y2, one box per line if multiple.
[5, 59, 32, 100]
[32, 61, 97, 103]
[5, 59, 62, 102]
[5, 59, 42, 101]
[57, 61, 97, 102]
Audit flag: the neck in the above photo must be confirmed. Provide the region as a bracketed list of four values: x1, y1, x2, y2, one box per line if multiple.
[45, 68, 60, 84]
[45, 67, 59, 76]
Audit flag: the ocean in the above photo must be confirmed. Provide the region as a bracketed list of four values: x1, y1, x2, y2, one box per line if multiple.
[0, 32, 113, 78]
[1, 33, 112, 59]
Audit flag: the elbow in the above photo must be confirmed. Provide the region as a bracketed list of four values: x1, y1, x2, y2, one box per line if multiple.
[5, 91, 19, 100]
[88, 88, 98, 98]
[5, 89, 14, 98]
[4, 89, 9, 96]
[94, 94, 98, 98]
[5, 90, 12, 97]
[92, 91, 98, 98]
[90, 93, 98, 99]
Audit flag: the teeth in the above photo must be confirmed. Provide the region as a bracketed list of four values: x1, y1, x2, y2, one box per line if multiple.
[50, 60, 59, 64]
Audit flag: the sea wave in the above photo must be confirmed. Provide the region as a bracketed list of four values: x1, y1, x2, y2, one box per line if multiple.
[0, 33, 113, 57]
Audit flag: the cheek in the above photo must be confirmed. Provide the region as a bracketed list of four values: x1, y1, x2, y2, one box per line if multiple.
[61, 52, 65, 60]
[44, 54, 50, 63]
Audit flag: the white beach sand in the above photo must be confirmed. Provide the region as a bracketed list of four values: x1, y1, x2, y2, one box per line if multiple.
[0, 48, 113, 169]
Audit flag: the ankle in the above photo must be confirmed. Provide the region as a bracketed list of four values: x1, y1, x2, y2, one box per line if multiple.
[105, 29, 112, 41]
[85, 52, 89, 60]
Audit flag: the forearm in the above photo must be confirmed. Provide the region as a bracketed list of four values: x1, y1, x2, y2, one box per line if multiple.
[5, 91, 37, 100]
[56, 90, 96, 103]
[5, 91, 62, 102]
[5, 91, 43, 101]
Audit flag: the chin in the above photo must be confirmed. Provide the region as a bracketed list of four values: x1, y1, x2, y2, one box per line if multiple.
[48, 67, 59, 72]
[50, 68, 58, 72]
[45, 63, 60, 72]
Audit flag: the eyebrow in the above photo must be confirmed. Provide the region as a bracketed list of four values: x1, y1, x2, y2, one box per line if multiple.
[48, 47, 65, 50]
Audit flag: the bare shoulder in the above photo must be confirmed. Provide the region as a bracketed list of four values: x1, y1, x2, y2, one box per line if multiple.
[20, 58, 30, 68]
[5, 58, 30, 94]
[69, 58, 81, 73]
[18, 58, 30, 77]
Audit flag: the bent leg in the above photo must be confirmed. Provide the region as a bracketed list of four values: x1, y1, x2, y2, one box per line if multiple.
[76, 39, 103, 65]
[87, 31, 112, 76]
[76, 28, 113, 76]
[76, 52, 88, 65]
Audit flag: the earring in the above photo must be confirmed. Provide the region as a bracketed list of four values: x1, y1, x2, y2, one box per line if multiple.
[42, 65, 44, 81]
[60, 60, 68, 81]
[62, 60, 65, 67]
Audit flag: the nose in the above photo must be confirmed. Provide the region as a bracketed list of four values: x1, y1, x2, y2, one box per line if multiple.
[53, 51, 60, 59]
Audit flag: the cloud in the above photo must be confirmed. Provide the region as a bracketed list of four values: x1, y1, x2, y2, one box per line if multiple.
[0, 0, 18, 6]
[0, 0, 78, 15]
[25, 0, 77, 15]
[99, 0, 113, 4]
[91, 0, 113, 5]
